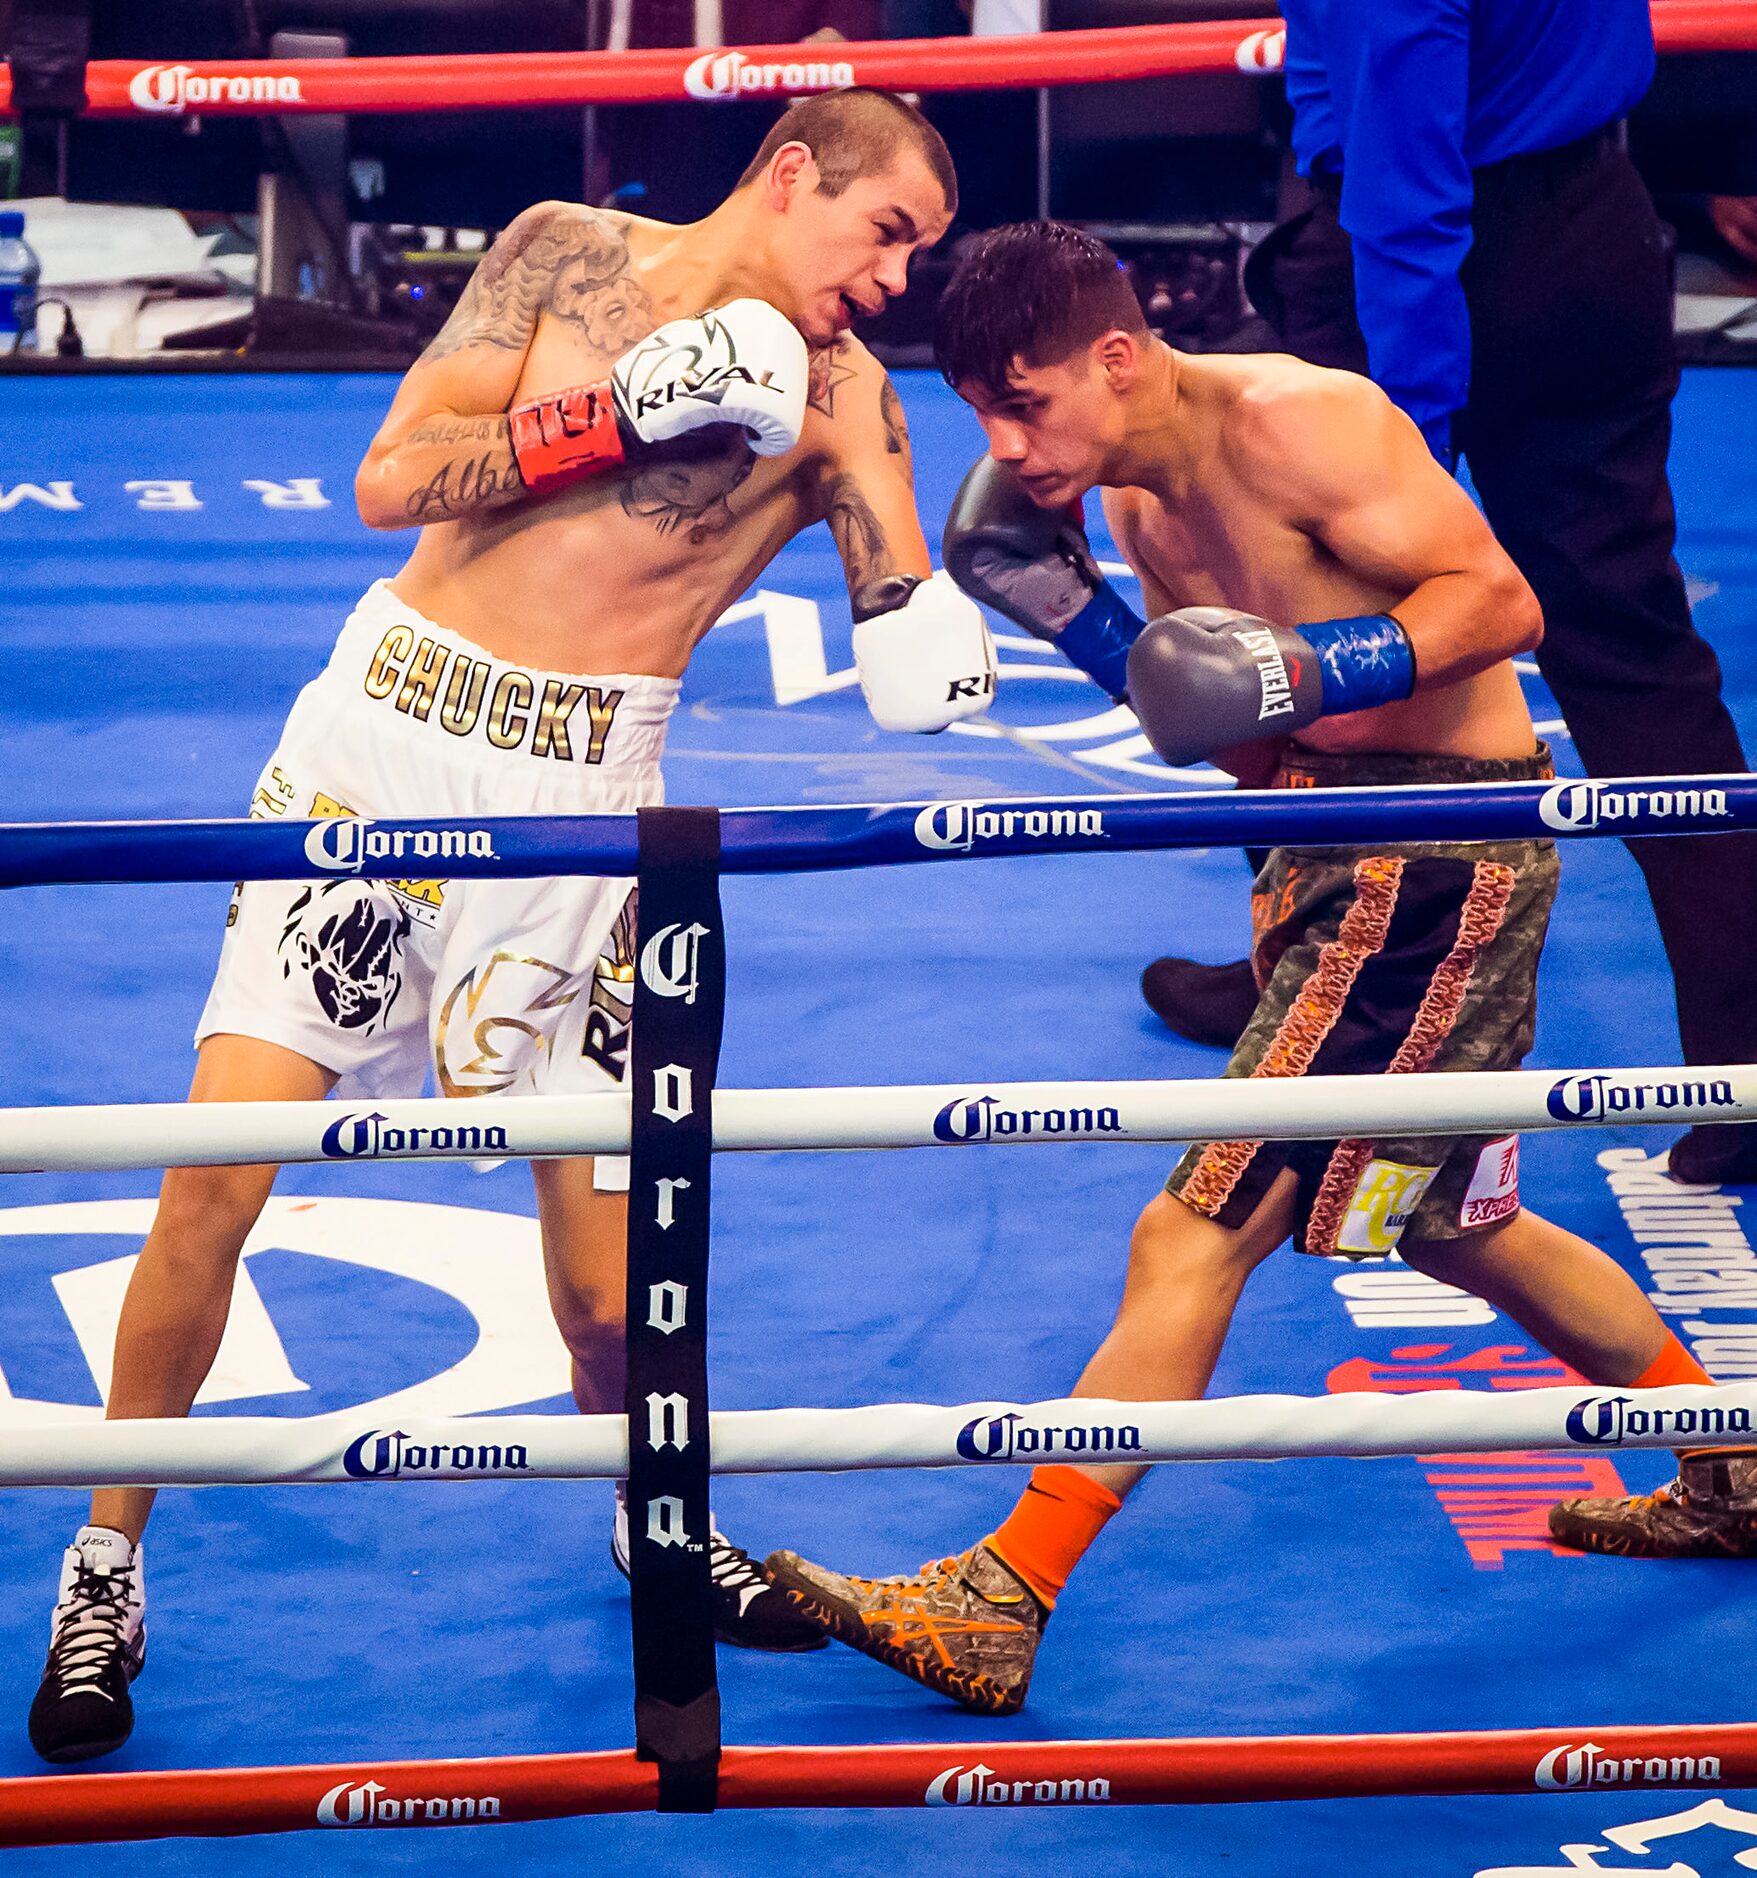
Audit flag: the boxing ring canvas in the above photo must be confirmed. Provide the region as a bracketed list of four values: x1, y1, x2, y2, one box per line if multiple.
[2, 365, 1756, 1875]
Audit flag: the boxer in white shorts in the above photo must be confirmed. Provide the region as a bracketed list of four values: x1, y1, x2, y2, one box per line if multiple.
[202, 579, 675, 1189]
[30, 87, 997, 1765]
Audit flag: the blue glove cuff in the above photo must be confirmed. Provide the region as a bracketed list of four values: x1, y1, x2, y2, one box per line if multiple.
[1298, 613, 1416, 715]
[1057, 584, 1146, 700]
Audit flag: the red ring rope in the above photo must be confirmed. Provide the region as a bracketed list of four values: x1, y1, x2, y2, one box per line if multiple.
[0, 2, 1745, 118]
[2, 1723, 1755, 1847]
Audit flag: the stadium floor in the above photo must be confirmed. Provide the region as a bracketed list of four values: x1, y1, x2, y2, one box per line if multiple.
[2, 365, 1756, 1876]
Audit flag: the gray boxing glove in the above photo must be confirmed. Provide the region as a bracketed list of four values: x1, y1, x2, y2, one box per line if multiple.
[942, 457, 1144, 699]
[1126, 605, 1415, 765]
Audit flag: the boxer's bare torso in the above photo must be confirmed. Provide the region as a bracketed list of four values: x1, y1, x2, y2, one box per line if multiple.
[1101, 351, 1537, 775]
[361, 200, 928, 677]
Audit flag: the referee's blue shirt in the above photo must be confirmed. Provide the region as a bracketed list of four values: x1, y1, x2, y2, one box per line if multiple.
[1280, 0, 1655, 460]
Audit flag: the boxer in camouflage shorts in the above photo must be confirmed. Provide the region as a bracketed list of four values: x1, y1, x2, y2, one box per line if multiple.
[767, 223, 1753, 1721]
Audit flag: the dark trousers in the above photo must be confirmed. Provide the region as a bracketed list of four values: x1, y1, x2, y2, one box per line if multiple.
[1244, 130, 1757, 1069]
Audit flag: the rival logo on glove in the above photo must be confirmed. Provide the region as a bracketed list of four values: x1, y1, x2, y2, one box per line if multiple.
[618, 312, 787, 422]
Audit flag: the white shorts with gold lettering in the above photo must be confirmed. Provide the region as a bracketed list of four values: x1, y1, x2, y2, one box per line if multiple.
[197, 580, 679, 1190]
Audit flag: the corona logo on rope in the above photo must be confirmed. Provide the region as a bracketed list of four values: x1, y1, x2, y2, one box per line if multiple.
[1233, 28, 1286, 71]
[955, 1409, 1142, 1462]
[925, 1762, 1113, 1807]
[319, 1109, 510, 1160]
[932, 1093, 1123, 1144]
[1564, 1392, 1753, 1448]
[303, 816, 497, 873]
[682, 49, 856, 100]
[912, 800, 1107, 854]
[1533, 1741, 1723, 1793]
[340, 1427, 532, 1479]
[316, 1777, 504, 1827]
[1545, 1073, 1736, 1122]
[128, 64, 304, 113]
[1538, 778, 1730, 833]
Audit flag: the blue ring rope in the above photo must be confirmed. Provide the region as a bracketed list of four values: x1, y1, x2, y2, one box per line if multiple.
[0, 774, 1751, 887]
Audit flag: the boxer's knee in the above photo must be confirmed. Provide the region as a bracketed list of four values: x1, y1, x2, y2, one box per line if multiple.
[147, 1163, 273, 1269]
[1125, 1189, 1272, 1293]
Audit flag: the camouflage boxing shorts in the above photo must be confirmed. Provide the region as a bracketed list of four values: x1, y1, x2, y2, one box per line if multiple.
[1166, 744, 1559, 1259]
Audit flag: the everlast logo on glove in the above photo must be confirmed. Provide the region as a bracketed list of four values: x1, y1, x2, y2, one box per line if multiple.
[1232, 625, 1298, 722]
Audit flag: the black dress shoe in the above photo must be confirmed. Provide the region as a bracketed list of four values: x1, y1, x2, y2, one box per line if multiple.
[1140, 956, 1259, 1050]
[1668, 1123, 1757, 1187]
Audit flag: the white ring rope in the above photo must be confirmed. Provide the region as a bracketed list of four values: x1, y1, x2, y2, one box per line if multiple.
[1, 1064, 1749, 1173]
[2, 1383, 1750, 1487]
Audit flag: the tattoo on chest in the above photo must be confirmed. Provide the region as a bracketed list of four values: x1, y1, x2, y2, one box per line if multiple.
[419, 208, 657, 365]
[879, 378, 913, 480]
[808, 340, 857, 416]
[620, 428, 755, 543]
[823, 471, 893, 589]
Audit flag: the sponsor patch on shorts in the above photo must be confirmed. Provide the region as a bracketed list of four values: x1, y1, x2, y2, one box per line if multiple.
[1336, 1159, 1437, 1256]
[1460, 1134, 1520, 1229]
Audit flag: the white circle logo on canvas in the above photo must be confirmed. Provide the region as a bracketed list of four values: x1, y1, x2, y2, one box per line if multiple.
[0, 1195, 571, 1425]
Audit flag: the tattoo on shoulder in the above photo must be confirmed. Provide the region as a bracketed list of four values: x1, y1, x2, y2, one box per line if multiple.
[418, 204, 656, 366]
[807, 339, 857, 417]
[879, 378, 913, 480]
[823, 470, 893, 591]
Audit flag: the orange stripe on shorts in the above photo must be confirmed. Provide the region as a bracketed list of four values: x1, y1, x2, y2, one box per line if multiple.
[1304, 860, 1518, 1254]
[1179, 855, 1405, 1218]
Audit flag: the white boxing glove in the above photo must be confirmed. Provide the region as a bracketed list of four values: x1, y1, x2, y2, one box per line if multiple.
[852, 571, 998, 733]
[614, 298, 807, 457]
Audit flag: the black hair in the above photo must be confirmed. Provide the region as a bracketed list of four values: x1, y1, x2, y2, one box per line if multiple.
[934, 221, 1147, 398]
[737, 87, 956, 217]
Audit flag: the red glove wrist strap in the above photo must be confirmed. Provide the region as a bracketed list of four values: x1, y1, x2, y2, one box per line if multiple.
[509, 382, 624, 492]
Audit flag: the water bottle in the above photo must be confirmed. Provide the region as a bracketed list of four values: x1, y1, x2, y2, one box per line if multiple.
[0, 210, 41, 355]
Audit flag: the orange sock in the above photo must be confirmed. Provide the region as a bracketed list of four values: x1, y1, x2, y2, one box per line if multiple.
[1633, 1333, 1713, 1390]
[1629, 1335, 1745, 1462]
[987, 1465, 1122, 1609]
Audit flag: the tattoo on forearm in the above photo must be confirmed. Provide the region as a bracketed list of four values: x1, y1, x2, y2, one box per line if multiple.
[823, 471, 893, 591]
[808, 340, 856, 417]
[417, 205, 656, 367]
[405, 449, 525, 521]
[407, 415, 509, 449]
[879, 378, 913, 480]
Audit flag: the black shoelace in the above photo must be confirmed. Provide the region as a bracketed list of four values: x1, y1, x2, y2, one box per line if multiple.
[47, 1562, 138, 1694]
[707, 1532, 766, 1595]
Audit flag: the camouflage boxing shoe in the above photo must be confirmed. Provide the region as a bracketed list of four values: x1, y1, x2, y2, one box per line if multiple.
[764, 1540, 1046, 1714]
[1550, 1451, 1757, 1558]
